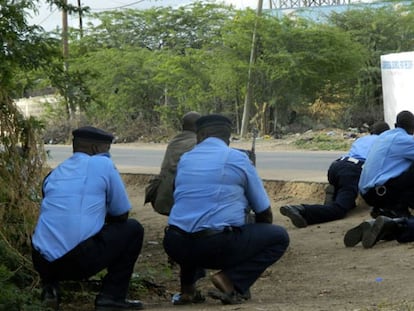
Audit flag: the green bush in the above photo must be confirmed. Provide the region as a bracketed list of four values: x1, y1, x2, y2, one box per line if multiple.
[0, 94, 46, 309]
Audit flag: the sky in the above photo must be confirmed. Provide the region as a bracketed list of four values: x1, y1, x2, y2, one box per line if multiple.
[28, 0, 260, 31]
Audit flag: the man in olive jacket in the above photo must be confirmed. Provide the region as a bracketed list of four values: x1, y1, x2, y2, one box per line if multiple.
[146, 111, 201, 215]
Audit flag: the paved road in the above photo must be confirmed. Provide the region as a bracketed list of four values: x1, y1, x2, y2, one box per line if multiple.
[45, 144, 344, 182]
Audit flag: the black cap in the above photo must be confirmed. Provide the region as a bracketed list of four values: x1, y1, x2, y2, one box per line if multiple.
[72, 126, 114, 143]
[182, 111, 201, 132]
[370, 121, 390, 135]
[196, 114, 232, 132]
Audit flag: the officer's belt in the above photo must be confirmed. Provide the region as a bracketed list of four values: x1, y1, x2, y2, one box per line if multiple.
[338, 156, 363, 165]
[166, 225, 228, 239]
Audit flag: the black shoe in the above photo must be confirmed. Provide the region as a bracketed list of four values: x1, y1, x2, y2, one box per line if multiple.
[171, 290, 205, 305]
[207, 289, 245, 305]
[41, 283, 60, 311]
[344, 220, 373, 247]
[240, 289, 251, 300]
[95, 295, 144, 310]
[280, 205, 307, 228]
[362, 216, 397, 249]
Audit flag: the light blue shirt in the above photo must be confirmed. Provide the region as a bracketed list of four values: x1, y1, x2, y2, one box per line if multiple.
[347, 134, 380, 161]
[359, 128, 414, 194]
[32, 152, 131, 261]
[168, 137, 270, 232]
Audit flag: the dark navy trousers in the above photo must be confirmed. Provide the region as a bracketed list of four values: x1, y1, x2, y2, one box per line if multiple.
[301, 159, 362, 225]
[32, 219, 144, 299]
[362, 163, 414, 217]
[163, 223, 289, 294]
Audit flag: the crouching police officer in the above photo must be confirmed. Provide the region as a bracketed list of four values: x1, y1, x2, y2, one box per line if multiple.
[31, 126, 144, 310]
[163, 114, 289, 305]
[359, 110, 414, 219]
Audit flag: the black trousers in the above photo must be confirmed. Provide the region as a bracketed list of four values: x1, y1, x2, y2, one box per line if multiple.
[32, 219, 144, 299]
[302, 158, 362, 225]
[163, 223, 289, 295]
[362, 164, 414, 217]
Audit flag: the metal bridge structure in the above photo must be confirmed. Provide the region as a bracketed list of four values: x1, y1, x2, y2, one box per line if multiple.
[268, 0, 351, 9]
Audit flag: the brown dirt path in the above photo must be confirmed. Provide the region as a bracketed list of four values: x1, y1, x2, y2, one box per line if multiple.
[120, 174, 414, 311]
[58, 135, 414, 310]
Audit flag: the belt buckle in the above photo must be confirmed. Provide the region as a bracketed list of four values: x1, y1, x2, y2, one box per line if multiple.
[375, 185, 387, 196]
[347, 157, 359, 164]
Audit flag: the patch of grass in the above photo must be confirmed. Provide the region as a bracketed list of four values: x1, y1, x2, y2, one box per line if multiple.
[294, 133, 352, 151]
[360, 300, 414, 310]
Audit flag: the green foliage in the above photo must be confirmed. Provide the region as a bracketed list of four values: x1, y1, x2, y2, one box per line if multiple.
[253, 15, 367, 131]
[0, 93, 46, 309]
[329, 4, 414, 125]
[1, 3, 51, 82]
[0, 1, 413, 307]
[69, 47, 166, 141]
[82, 2, 234, 52]
[66, 2, 240, 140]
[0, 1, 58, 308]
[29, 1, 414, 140]
[0, 240, 39, 310]
[11, 1, 414, 139]
[294, 133, 352, 151]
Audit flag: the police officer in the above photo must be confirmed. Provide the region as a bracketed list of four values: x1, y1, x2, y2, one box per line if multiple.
[31, 126, 144, 310]
[359, 110, 414, 218]
[280, 121, 390, 228]
[344, 111, 414, 248]
[163, 114, 289, 305]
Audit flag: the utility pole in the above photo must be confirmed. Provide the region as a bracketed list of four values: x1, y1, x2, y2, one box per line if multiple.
[62, 0, 69, 70]
[62, 0, 73, 129]
[78, 0, 83, 38]
[240, 0, 263, 137]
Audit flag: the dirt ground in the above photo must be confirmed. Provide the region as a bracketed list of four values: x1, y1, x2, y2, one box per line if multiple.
[60, 139, 414, 311]
[123, 174, 414, 311]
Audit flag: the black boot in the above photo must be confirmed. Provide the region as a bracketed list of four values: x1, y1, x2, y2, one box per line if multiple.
[41, 282, 60, 311]
[280, 204, 307, 228]
[362, 216, 406, 249]
[344, 219, 375, 247]
[95, 294, 144, 310]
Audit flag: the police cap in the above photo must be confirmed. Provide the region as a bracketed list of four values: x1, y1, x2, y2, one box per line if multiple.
[370, 121, 390, 135]
[72, 126, 114, 143]
[196, 114, 232, 132]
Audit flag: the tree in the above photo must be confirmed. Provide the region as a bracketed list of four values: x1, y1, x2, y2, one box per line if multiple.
[259, 16, 366, 129]
[0, 0, 62, 308]
[81, 2, 234, 52]
[328, 3, 414, 124]
[37, 1, 414, 139]
[66, 2, 238, 140]
[215, 11, 367, 134]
